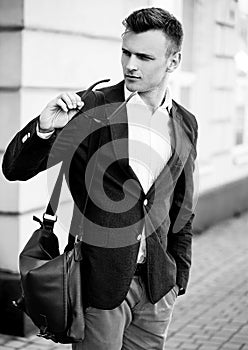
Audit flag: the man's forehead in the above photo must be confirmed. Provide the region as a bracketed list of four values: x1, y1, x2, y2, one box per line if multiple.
[122, 30, 168, 55]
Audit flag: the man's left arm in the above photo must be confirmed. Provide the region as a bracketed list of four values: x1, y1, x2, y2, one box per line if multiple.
[168, 121, 198, 295]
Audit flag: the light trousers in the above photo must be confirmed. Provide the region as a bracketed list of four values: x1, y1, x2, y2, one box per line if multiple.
[72, 276, 178, 350]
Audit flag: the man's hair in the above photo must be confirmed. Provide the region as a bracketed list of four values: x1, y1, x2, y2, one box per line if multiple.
[122, 7, 183, 55]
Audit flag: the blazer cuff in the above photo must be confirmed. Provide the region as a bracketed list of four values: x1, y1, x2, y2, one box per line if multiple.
[176, 270, 190, 295]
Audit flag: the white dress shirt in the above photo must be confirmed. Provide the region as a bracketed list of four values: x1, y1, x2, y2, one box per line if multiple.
[125, 87, 173, 263]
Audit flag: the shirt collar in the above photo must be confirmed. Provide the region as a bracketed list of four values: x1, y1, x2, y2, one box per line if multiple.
[124, 85, 172, 113]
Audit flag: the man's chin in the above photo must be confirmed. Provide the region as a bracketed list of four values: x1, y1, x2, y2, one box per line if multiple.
[125, 79, 142, 92]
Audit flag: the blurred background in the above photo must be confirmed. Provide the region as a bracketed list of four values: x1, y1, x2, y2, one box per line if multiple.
[0, 0, 248, 340]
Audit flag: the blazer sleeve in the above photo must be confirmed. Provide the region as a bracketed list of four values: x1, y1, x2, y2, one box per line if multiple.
[167, 117, 198, 295]
[2, 113, 91, 182]
[2, 116, 56, 181]
[2, 88, 106, 181]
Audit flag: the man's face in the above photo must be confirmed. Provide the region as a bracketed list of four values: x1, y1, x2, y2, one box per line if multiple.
[121, 29, 176, 94]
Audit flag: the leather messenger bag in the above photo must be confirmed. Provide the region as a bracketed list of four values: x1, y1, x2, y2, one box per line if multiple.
[13, 80, 109, 344]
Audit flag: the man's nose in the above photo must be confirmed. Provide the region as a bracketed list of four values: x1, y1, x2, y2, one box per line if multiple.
[126, 55, 138, 71]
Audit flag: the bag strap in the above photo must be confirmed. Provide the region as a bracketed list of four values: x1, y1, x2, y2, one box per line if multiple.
[42, 80, 108, 230]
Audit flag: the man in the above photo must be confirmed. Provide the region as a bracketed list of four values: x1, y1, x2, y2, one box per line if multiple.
[2, 7, 198, 350]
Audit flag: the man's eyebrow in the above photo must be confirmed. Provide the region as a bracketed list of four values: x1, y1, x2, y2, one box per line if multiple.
[122, 47, 155, 58]
[137, 52, 154, 59]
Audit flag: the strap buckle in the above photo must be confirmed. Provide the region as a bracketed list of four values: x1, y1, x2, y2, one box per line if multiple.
[43, 213, 57, 230]
[43, 213, 57, 222]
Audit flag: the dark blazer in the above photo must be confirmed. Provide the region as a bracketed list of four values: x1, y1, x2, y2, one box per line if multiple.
[2, 81, 198, 309]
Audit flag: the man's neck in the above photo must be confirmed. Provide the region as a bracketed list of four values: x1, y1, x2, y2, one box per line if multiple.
[138, 81, 168, 112]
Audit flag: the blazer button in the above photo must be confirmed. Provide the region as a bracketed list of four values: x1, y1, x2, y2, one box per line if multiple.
[21, 133, 31, 143]
[137, 234, 142, 241]
[143, 199, 148, 206]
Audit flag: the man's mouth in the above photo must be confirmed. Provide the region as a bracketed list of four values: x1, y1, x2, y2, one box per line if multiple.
[125, 75, 141, 80]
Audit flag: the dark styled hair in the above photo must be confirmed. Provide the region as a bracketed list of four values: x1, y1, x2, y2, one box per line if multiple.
[122, 7, 183, 55]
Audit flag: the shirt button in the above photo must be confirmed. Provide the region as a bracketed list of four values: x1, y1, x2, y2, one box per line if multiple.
[143, 199, 148, 206]
[137, 234, 142, 241]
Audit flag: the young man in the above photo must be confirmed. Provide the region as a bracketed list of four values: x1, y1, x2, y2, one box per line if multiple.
[2, 7, 198, 350]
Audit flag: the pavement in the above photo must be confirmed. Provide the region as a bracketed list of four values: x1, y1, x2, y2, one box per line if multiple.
[0, 211, 248, 350]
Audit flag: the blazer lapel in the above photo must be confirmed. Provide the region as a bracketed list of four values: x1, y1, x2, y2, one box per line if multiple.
[146, 100, 193, 198]
[104, 81, 140, 182]
[170, 101, 193, 166]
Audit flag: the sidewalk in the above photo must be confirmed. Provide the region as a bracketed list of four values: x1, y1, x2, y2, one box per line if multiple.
[0, 211, 248, 350]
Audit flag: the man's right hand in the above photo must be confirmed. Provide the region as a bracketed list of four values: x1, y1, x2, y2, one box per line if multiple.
[38, 92, 84, 132]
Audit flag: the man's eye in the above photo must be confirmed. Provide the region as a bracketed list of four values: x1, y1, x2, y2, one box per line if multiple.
[138, 55, 151, 61]
[122, 50, 130, 56]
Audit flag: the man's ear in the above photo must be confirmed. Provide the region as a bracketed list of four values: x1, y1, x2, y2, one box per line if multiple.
[166, 52, 181, 73]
